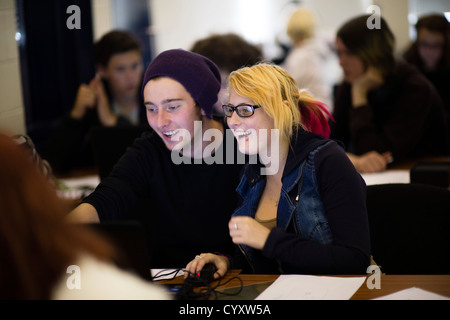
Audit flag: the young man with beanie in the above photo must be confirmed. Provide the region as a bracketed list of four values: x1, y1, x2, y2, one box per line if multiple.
[67, 49, 244, 268]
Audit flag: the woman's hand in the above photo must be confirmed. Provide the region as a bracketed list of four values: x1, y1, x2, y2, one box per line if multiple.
[185, 253, 229, 280]
[229, 216, 271, 250]
[351, 67, 384, 108]
[348, 151, 393, 173]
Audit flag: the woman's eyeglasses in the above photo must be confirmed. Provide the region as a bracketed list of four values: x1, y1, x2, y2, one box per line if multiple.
[222, 104, 260, 117]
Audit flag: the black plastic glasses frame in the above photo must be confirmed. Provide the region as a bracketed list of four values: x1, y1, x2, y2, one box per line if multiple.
[222, 104, 260, 117]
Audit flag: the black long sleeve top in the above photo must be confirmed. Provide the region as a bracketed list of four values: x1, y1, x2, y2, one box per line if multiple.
[82, 129, 244, 268]
[232, 131, 371, 275]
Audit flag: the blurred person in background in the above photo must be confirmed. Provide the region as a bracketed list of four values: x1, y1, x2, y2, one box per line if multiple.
[403, 13, 450, 138]
[191, 33, 264, 116]
[283, 6, 336, 112]
[46, 30, 148, 174]
[331, 15, 449, 173]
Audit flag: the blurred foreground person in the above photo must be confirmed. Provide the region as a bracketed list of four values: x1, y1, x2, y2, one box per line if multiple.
[0, 133, 169, 300]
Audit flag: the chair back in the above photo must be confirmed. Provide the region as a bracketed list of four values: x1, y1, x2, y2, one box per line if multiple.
[366, 183, 450, 274]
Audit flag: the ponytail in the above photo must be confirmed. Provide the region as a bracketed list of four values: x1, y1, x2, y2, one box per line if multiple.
[297, 89, 333, 138]
[229, 63, 333, 141]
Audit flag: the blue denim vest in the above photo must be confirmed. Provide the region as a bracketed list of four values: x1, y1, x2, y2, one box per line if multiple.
[233, 141, 335, 270]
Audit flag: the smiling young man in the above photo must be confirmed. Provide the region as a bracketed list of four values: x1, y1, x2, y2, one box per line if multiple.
[67, 49, 244, 268]
[144, 77, 223, 158]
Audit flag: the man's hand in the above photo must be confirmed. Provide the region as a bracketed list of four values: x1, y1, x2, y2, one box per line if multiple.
[94, 78, 117, 126]
[70, 78, 98, 119]
[70, 75, 117, 126]
[66, 203, 100, 223]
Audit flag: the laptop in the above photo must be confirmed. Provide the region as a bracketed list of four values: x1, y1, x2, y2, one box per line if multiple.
[85, 220, 153, 281]
[90, 125, 151, 180]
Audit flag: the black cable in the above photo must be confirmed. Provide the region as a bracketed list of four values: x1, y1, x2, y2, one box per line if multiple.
[210, 276, 244, 299]
[176, 271, 213, 300]
[152, 268, 244, 300]
[177, 273, 244, 300]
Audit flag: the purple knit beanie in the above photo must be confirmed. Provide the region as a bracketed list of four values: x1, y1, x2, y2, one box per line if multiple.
[142, 49, 221, 119]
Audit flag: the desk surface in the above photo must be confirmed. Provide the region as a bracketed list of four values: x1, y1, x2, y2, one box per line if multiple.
[350, 274, 450, 300]
[388, 156, 450, 171]
[157, 271, 450, 300]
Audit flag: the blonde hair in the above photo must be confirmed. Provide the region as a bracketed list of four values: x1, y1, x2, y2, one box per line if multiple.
[228, 63, 330, 143]
[286, 7, 316, 44]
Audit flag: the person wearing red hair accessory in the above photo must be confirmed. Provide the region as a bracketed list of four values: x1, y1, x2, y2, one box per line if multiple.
[186, 63, 370, 278]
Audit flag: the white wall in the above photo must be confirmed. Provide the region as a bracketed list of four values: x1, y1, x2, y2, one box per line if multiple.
[146, 0, 415, 58]
[148, 0, 378, 57]
[91, 0, 114, 40]
[302, 0, 372, 34]
[148, 0, 293, 57]
[0, 0, 25, 136]
[374, 0, 410, 53]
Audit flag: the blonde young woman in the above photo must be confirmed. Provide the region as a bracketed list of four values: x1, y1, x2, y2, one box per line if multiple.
[186, 63, 370, 278]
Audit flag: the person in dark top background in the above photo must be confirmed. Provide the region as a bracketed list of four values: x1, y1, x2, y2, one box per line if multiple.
[45, 30, 148, 174]
[190, 33, 264, 117]
[186, 63, 370, 278]
[67, 49, 244, 268]
[403, 13, 450, 139]
[330, 15, 449, 173]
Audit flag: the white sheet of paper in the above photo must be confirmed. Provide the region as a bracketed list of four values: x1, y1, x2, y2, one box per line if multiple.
[151, 269, 184, 280]
[58, 175, 100, 189]
[361, 170, 410, 186]
[373, 287, 450, 300]
[56, 175, 101, 199]
[255, 275, 366, 300]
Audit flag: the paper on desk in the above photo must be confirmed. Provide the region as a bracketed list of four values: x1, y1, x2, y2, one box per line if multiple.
[373, 287, 450, 300]
[56, 175, 100, 199]
[58, 175, 100, 189]
[361, 170, 410, 186]
[151, 269, 184, 280]
[255, 275, 366, 300]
